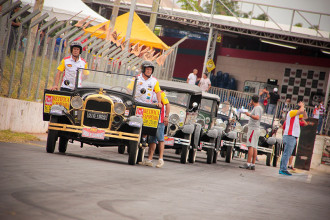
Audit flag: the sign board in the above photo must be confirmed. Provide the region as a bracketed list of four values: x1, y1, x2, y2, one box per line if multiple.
[44, 93, 71, 113]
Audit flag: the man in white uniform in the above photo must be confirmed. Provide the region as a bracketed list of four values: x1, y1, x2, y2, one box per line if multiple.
[51, 41, 88, 91]
[187, 68, 200, 85]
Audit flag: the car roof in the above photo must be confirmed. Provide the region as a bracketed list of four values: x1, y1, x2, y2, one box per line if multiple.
[159, 80, 202, 95]
[202, 92, 220, 102]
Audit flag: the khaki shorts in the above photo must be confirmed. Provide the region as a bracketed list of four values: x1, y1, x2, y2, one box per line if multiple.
[247, 129, 260, 149]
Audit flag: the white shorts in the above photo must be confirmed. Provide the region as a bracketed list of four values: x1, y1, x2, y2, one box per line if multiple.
[247, 129, 260, 149]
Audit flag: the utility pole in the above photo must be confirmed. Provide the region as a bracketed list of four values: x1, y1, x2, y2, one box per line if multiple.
[148, 0, 160, 32]
[107, 0, 120, 41]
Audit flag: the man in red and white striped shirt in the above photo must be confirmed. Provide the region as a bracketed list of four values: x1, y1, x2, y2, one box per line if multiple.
[279, 101, 308, 176]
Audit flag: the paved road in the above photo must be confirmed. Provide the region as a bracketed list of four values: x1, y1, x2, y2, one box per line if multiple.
[0, 140, 329, 220]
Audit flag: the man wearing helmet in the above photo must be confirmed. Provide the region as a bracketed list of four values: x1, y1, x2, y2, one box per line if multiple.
[51, 41, 88, 91]
[128, 61, 162, 147]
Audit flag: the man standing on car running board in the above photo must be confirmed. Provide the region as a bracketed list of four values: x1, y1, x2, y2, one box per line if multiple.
[279, 101, 308, 176]
[140, 90, 170, 168]
[133, 61, 162, 147]
[239, 95, 263, 170]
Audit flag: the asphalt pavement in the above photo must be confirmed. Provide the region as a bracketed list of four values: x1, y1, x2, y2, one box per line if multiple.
[0, 139, 329, 220]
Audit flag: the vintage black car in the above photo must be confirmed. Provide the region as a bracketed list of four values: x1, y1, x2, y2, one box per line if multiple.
[158, 80, 202, 164]
[43, 69, 161, 165]
[195, 92, 223, 164]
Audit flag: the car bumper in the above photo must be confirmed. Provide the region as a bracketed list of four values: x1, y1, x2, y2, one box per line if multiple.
[48, 122, 140, 142]
[199, 141, 215, 150]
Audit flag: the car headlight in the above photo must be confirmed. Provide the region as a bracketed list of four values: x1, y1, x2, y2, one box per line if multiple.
[219, 123, 226, 129]
[267, 128, 272, 133]
[71, 96, 83, 109]
[114, 102, 126, 115]
[205, 117, 210, 124]
[215, 119, 223, 126]
[259, 129, 266, 137]
[169, 114, 180, 124]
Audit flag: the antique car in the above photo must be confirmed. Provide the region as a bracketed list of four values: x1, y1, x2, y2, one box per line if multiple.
[195, 92, 223, 164]
[158, 80, 202, 164]
[43, 69, 161, 165]
[217, 102, 243, 163]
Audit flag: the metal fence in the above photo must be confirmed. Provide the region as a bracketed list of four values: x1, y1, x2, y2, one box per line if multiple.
[0, 0, 178, 101]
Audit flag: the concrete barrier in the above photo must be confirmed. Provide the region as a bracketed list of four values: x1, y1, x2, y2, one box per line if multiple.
[0, 97, 48, 133]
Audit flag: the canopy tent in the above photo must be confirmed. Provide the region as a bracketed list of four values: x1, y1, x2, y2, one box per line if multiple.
[18, 0, 107, 25]
[84, 12, 169, 50]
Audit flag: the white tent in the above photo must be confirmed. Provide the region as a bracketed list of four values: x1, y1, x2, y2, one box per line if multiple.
[18, 0, 107, 25]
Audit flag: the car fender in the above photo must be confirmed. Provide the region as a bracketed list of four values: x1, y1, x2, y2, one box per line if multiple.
[227, 131, 238, 139]
[213, 126, 225, 138]
[193, 123, 202, 148]
[50, 105, 67, 116]
[181, 124, 194, 134]
[267, 137, 277, 145]
[207, 129, 218, 139]
[128, 116, 143, 128]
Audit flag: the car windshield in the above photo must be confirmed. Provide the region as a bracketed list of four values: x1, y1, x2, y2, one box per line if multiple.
[200, 99, 213, 112]
[164, 90, 189, 107]
[79, 69, 135, 96]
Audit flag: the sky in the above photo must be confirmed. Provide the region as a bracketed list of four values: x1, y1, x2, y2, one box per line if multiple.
[221, 0, 330, 31]
[193, 0, 330, 31]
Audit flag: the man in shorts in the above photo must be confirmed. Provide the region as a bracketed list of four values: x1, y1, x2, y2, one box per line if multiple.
[140, 90, 170, 168]
[239, 95, 263, 170]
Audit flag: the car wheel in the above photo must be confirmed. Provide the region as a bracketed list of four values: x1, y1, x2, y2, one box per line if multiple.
[206, 148, 214, 164]
[220, 149, 225, 158]
[136, 147, 145, 164]
[266, 153, 271, 166]
[46, 117, 58, 153]
[272, 144, 279, 167]
[58, 137, 68, 153]
[225, 145, 232, 163]
[188, 148, 197, 163]
[213, 138, 221, 163]
[118, 145, 125, 154]
[128, 127, 141, 165]
[180, 145, 189, 164]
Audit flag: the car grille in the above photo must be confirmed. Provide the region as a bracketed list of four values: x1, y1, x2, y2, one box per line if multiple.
[83, 99, 111, 128]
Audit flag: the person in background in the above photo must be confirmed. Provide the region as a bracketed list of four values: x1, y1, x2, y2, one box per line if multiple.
[239, 95, 263, 170]
[279, 101, 308, 176]
[7, 5, 21, 56]
[187, 68, 200, 85]
[267, 88, 280, 115]
[54, 34, 67, 58]
[198, 73, 211, 92]
[259, 87, 269, 112]
[316, 100, 325, 134]
[280, 98, 291, 125]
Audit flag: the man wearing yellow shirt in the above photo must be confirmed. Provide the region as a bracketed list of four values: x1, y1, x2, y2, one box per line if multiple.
[140, 91, 170, 168]
[51, 41, 88, 91]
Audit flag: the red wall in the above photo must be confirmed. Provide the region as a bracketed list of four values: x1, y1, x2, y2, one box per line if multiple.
[160, 36, 330, 80]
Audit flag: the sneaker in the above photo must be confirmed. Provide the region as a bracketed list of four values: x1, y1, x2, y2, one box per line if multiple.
[239, 163, 251, 169]
[156, 159, 164, 168]
[250, 165, 255, 170]
[139, 160, 153, 167]
[279, 170, 292, 176]
[288, 166, 296, 171]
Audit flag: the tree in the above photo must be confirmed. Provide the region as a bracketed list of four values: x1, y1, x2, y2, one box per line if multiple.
[241, 11, 252, 18]
[294, 23, 303, 27]
[203, 0, 238, 16]
[309, 25, 319, 30]
[177, 0, 203, 12]
[254, 13, 269, 21]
